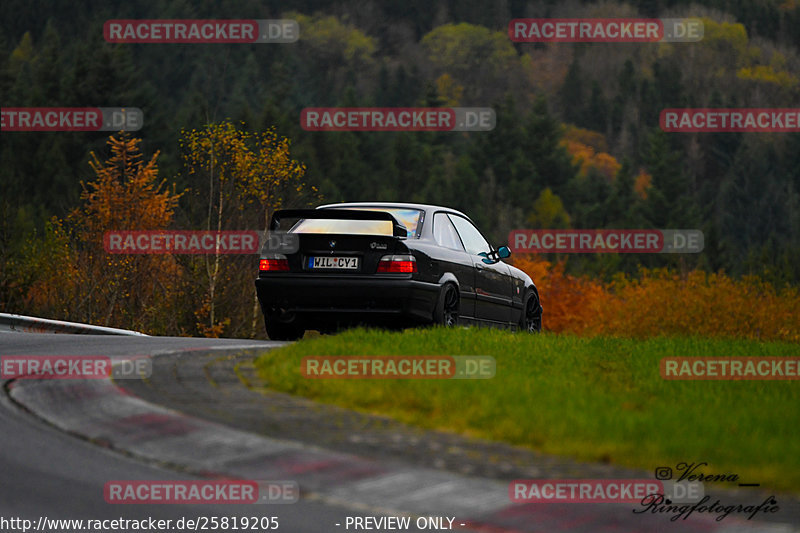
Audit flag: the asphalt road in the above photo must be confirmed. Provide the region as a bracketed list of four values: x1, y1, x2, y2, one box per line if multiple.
[0, 333, 422, 533]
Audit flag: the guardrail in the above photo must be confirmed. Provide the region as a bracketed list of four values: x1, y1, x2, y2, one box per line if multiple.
[0, 313, 148, 336]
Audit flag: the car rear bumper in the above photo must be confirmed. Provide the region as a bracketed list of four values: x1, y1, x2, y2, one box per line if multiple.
[255, 275, 440, 327]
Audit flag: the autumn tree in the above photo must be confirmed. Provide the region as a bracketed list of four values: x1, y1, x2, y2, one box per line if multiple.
[0, 206, 77, 320]
[420, 22, 530, 104]
[527, 188, 571, 229]
[66, 133, 184, 333]
[180, 121, 318, 337]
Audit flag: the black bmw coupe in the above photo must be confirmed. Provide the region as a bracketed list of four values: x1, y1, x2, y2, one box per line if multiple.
[255, 202, 542, 340]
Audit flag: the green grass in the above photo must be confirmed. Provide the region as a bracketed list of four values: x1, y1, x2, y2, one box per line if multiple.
[253, 327, 800, 493]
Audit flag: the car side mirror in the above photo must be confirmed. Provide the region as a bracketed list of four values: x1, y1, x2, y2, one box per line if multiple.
[479, 247, 510, 264]
[478, 251, 495, 264]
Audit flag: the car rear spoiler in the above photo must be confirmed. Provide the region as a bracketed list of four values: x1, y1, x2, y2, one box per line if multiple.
[270, 209, 408, 238]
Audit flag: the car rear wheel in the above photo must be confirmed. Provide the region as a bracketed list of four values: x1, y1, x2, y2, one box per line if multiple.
[520, 292, 542, 333]
[264, 313, 305, 341]
[434, 283, 459, 327]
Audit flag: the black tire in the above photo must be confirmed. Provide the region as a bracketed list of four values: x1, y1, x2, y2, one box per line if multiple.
[519, 291, 542, 333]
[433, 283, 460, 327]
[264, 315, 305, 341]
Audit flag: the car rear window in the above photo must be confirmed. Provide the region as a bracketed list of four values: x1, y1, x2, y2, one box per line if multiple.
[291, 207, 423, 238]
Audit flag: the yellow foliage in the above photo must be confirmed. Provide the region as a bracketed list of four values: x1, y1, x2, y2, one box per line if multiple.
[701, 18, 749, 60]
[527, 188, 571, 229]
[180, 121, 314, 233]
[179, 121, 319, 337]
[9, 32, 34, 64]
[435, 73, 464, 107]
[737, 65, 799, 88]
[289, 12, 376, 64]
[21, 218, 80, 315]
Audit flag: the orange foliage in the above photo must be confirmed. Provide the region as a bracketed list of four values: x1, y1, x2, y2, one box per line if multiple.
[65, 134, 185, 333]
[513, 255, 605, 334]
[513, 257, 800, 342]
[592, 152, 622, 181]
[81, 135, 179, 233]
[10, 126, 317, 338]
[634, 169, 652, 199]
[559, 138, 621, 181]
[594, 270, 800, 342]
[562, 125, 608, 152]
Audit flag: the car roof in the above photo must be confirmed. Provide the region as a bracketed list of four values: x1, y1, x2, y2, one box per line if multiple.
[317, 201, 470, 219]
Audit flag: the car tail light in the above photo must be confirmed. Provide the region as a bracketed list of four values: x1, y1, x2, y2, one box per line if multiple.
[377, 254, 417, 273]
[259, 256, 289, 272]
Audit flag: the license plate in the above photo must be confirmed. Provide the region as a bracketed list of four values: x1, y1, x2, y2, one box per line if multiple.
[308, 256, 359, 270]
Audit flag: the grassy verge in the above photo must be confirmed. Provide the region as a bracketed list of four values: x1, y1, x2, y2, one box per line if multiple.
[253, 327, 800, 493]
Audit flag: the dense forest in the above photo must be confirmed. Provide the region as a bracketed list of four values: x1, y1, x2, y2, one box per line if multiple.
[1, 0, 799, 332]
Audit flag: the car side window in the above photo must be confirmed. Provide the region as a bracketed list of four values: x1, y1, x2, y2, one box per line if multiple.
[433, 213, 465, 251]
[448, 215, 491, 256]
